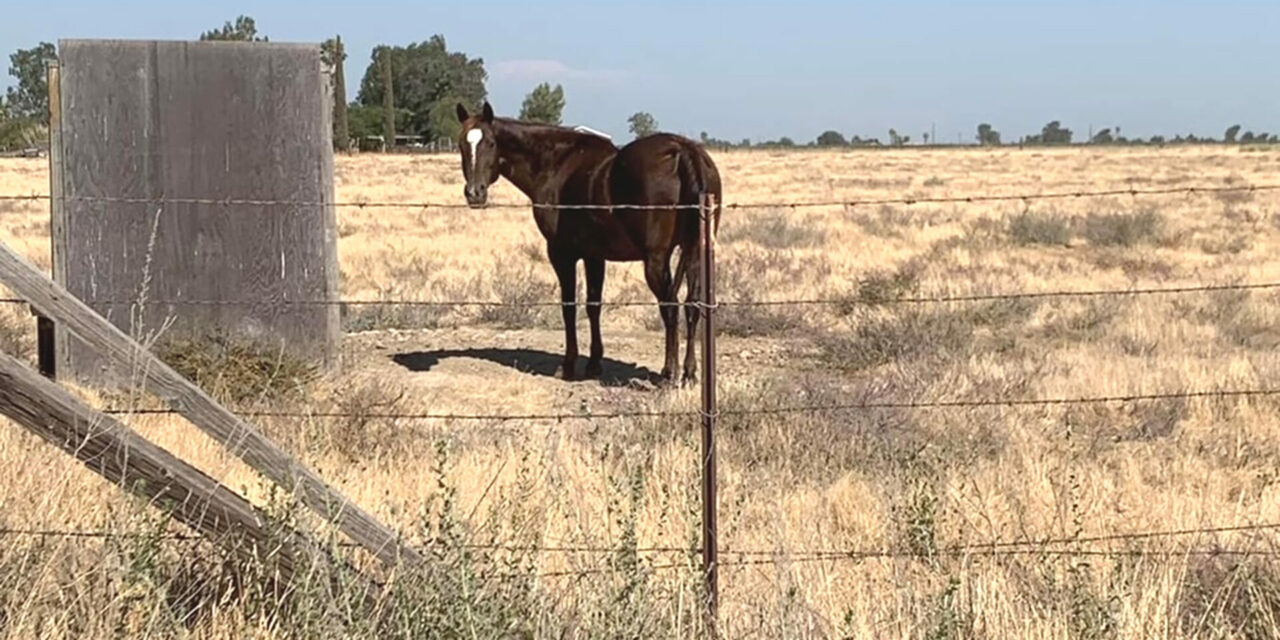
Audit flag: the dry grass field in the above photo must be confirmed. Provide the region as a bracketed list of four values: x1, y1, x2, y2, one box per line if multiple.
[1, 144, 1280, 638]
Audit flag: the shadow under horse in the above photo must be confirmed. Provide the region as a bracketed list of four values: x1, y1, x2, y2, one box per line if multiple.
[391, 348, 660, 387]
[453, 102, 722, 386]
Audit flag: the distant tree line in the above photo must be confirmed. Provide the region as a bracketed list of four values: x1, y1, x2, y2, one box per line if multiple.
[1, 16, 1277, 153]
[701, 120, 1279, 151]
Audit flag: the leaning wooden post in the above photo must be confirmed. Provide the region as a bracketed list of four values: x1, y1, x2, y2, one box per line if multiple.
[0, 351, 348, 587]
[0, 239, 420, 568]
[699, 192, 719, 636]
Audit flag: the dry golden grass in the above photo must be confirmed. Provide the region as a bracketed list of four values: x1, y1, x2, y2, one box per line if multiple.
[1, 145, 1280, 637]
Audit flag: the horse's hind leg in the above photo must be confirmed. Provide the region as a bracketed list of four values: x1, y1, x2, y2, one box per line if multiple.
[643, 251, 679, 383]
[584, 257, 606, 379]
[681, 242, 701, 385]
[550, 249, 579, 381]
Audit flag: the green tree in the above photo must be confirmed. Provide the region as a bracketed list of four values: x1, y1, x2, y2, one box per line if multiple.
[777, 136, 796, 147]
[347, 105, 411, 144]
[519, 82, 565, 125]
[356, 36, 487, 142]
[6, 42, 55, 120]
[627, 111, 657, 139]
[1026, 120, 1072, 145]
[1224, 124, 1241, 144]
[1090, 128, 1114, 144]
[200, 15, 267, 41]
[976, 123, 1001, 146]
[815, 130, 847, 147]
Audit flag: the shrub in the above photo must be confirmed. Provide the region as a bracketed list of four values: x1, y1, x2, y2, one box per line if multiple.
[1008, 210, 1073, 246]
[1081, 211, 1165, 247]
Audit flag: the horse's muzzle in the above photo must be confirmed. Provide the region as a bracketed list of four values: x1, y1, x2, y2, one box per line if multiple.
[464, 184, 488, 209]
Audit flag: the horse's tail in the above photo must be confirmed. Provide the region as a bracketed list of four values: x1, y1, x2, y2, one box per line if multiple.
[671, 144, 711, 301]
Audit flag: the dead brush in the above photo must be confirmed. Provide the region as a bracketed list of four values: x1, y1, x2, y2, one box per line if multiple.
[155, 330, 317, 405]
[0, 303, 34, 362]
[716, 248, 812, 337]
[1080, 210, 1167, 247]
[1179, 553, 1280, 638]
[474, 255, 555, 329]
[314, 377, 410, 460]
[1008, 209, 1073, 246]
[718, 208, 826, 249]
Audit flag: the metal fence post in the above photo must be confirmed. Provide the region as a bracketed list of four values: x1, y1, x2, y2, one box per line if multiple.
[700, 192, 719, 636]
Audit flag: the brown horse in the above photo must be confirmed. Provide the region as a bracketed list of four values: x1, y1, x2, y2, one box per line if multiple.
[455, 101, 722, 385]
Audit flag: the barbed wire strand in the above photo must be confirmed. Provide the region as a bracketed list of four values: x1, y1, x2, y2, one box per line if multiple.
[96, 387, 1279, 423]
[0, 182, 1276, 210]
[544, 547, 1280, 579]
[3, 521, 1276, 559]
[3, 280, 1278, 309]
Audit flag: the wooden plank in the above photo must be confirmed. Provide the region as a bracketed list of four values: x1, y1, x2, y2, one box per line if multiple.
[0, 239, 420, 567]
[55, 39, 340, 383]
[0, 351, 328, 584]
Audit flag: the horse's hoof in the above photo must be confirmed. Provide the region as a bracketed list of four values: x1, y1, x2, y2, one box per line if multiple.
[554, 363, 577, 381]
[584, 361, 603, 379]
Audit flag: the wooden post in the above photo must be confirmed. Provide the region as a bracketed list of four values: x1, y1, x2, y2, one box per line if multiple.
[699, 193, 719, 636]
[0, 239, 420, 568]
[35, 312, 55, 379]
[53, 40, 341, 382]
[0, 351, 344, 586]
[42, 58, 63, 378]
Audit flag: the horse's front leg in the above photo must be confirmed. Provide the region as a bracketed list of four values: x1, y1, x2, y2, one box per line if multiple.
[550, 249, 580, 381]
[584, 257, 606, 379]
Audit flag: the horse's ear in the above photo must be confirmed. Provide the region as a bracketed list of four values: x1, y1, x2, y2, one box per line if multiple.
[481, 101, 495, 123]
[456, 102, 470, 124]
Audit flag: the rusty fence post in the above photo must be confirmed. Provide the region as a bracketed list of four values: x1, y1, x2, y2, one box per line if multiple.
[699, 192, 719, 636]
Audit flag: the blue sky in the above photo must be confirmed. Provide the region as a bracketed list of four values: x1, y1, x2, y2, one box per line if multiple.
[2, 1, 1276, 142]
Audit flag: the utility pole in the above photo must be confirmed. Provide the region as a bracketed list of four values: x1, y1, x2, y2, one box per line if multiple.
[380, 48, 395, 152]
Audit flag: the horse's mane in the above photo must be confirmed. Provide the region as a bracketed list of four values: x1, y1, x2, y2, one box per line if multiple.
[492, 118, 617, 152]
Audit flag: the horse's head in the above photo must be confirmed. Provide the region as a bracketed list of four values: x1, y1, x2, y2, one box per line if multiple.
[455, 101, 500, 208]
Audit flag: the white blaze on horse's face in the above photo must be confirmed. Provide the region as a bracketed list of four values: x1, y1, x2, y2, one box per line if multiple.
[466, 127, 484, 173]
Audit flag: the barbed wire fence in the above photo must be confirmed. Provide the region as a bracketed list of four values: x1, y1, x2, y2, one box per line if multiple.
[1, 521, 1278, 581]
[2, 183, 1280, 591]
